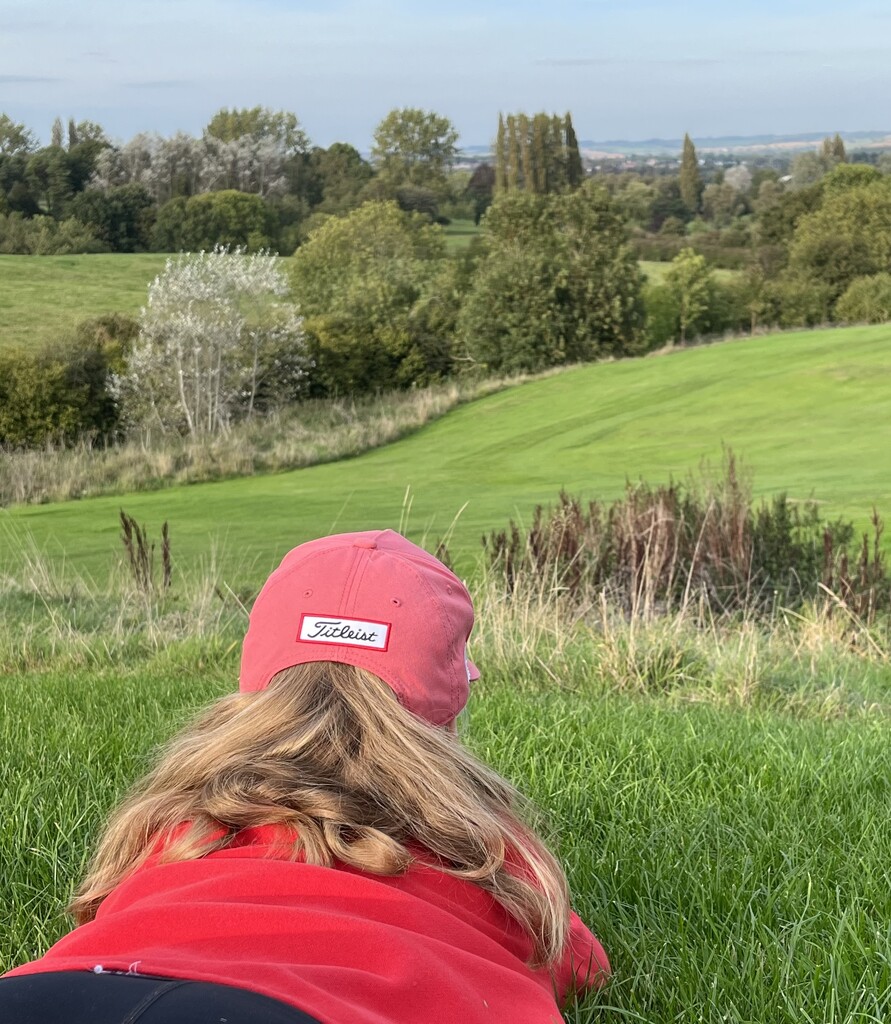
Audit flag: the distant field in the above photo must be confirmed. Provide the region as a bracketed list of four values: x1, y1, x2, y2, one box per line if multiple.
[0, 253, 168, 350]
[640, 259, 740, 284]
[441, 218, 480, 250]
[0, 231, 486, 351]
[2, 324, 888, 584]
[0, 245, 737, 352]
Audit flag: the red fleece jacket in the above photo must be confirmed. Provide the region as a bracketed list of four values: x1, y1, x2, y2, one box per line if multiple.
[6, 824, 609, 1023]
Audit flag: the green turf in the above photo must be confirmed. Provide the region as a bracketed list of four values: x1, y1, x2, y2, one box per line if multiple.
[2, 324, 888, 584]
[3, 663, 891, 1023]
[0, 253, 168, 350]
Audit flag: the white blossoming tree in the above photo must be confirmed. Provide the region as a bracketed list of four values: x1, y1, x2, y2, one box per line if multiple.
[115, 247, 310, 437]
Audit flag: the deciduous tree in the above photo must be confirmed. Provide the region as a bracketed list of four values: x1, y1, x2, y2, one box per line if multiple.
[788, 177, 891, 299]
[0, 114, 37, 156]
[290, 201, 449, 392]
[458, 184, 643, 372]
[204, 107, 308, 156]
[115, 247, 308, 436]
[665, 247, 712, 343]
[371, 108, 459, 194]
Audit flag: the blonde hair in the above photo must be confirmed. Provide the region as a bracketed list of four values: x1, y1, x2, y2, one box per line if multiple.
[70, 662, 570, 967]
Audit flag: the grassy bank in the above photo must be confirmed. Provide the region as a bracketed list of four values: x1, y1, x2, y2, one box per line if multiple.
[3, 324, 889, 582]
[2, 564, 890, 1023]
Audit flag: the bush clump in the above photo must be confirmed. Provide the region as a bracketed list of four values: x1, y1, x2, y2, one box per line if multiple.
[835, 273, 891, 324]
[483, 453, 889, 622]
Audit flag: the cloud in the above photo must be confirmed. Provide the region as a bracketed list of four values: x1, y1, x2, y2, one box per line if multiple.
[736, 46, 890, 58]
[121, 79, 195, 89]
[81, 50, 120, 64]
[535, 56, 721, 67]
[0, 74, 63, 83]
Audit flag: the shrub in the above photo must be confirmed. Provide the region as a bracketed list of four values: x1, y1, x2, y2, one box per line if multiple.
[762, 273, 833, 328]
[642, 283, 679, 348]
[835, 273, 891, 324]
[482, 453, 889, 621]
[0, 212, 107, 254]
[0, 336, 119, 446]
[152, 190, 275, 252]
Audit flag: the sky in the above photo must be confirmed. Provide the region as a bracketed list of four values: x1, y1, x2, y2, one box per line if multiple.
[2, 0, 890, 151]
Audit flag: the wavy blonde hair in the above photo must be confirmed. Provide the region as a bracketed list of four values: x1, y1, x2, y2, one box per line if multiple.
[70, 662, 570, 967]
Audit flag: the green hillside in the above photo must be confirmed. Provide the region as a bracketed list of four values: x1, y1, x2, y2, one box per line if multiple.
[0, 253, 168, 350]
[3, 324, 889, 583]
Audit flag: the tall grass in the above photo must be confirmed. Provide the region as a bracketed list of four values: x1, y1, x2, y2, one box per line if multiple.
[0, 372, 546, 507]
[483, 453, 890, 623]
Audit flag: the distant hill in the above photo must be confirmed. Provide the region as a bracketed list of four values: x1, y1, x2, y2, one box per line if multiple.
[460, 129, 891, 161]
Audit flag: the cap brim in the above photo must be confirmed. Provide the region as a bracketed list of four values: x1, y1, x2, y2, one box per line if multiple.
[467, 658, 481, 682]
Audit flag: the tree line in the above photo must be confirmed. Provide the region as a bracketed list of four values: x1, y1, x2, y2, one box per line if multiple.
[0, 106, 467, 255]
[4, 109, 891, 448]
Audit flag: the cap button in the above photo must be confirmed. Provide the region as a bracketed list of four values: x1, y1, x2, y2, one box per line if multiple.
[353, 539, 378, 550]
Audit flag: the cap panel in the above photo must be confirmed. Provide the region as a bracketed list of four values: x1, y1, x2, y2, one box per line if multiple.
[238, 530, 475, 725]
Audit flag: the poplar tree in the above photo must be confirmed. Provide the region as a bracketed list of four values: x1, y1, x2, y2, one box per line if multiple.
[564, 112, 583, 188]
[532, 115, 548, 193]
[830, 133, 847, 162]
[518, 113, 532, 191]
[50, 117, 64, 148]
[492, 111, 584, 194]
[495, 114, 508, 192]
[679, 133, 701, 215]
[507, 116, 521, 192]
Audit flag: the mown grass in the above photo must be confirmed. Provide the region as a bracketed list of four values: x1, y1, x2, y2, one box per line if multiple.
[3, 324, 888, 583]
[442, 217, 481, 251]
[1, 373, 552, 506]
[640, 259, 740, 284]
[0, 253, 168, 350]
[3, 567, 891, 1022]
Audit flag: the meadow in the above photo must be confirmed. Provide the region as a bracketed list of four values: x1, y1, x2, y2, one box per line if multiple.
[2, 323, 888, 583]
[0, 232, 705, 352]
[0, 253, 168, 350]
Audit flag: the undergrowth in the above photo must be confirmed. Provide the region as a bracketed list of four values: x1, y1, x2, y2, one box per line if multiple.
[0, 371, 551, 507]
[482, 451, 889, 623]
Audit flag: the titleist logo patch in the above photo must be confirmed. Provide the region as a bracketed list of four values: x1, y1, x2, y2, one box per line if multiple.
[298, 614, 391, 651]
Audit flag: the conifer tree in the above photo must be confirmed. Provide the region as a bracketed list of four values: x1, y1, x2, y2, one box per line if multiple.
[518, 113, 532, 191]
[506, 116, 521, 192]
[495, 113, 508, 193]
[532, 115, 548, 194]
[564, 112, 583, 188]
[679, 133, 701, 215]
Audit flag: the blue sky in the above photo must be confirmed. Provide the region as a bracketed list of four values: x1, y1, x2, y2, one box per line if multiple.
[2, 0, 889, 149]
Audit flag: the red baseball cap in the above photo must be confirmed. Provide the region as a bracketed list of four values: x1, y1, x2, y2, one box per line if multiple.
[239, 530, 480, 726]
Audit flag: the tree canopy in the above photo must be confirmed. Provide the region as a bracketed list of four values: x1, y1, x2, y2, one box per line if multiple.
[371, 108, 459, 193]
[458, 184, 643, 372]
